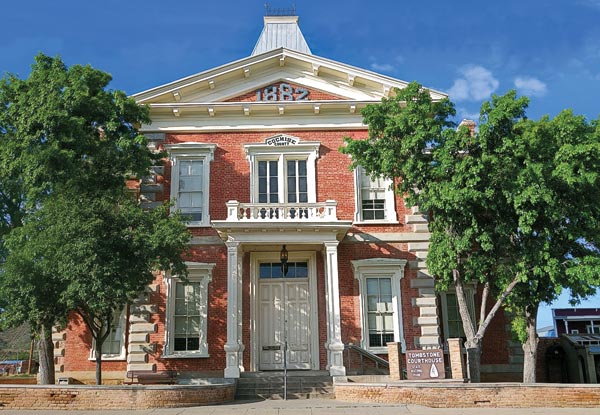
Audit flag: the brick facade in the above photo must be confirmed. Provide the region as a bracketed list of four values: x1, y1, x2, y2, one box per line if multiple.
[57, 16, 520, 382]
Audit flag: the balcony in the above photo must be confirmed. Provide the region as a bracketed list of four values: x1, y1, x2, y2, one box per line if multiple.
[225, 200, 338, 222]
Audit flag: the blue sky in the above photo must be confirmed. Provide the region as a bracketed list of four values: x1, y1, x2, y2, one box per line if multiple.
[2, 0, 599, 327]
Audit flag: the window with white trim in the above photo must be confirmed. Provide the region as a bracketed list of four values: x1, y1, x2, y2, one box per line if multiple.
[586, 323, 600, 334]
[354, 167, 397, 223]
[163, 262, 215, 358]
[439, 289, 476, 342]
[245, 137, 319, 205]
[89, 308, 127, 361]
[352, 258, 407, 353]
[166, 143, 216, 227]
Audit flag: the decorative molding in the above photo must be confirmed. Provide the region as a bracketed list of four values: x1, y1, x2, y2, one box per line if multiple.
[173, 91, 181, 101]
[243, 67, 251, 78]
[208, 79, 215, 89]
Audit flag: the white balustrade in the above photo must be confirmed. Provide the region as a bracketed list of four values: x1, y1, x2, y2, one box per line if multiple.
[225, 200, 338, 222]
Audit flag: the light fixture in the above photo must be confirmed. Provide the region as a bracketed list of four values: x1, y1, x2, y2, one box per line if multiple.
[280, 245, 289, 276]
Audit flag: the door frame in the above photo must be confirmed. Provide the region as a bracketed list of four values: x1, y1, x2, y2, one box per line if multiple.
[249, 250, 319, 371]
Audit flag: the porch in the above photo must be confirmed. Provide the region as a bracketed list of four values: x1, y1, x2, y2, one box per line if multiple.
[212, 200, 352, 378]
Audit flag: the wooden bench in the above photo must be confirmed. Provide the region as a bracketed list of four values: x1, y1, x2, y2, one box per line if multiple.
[124, 370, 178, 385]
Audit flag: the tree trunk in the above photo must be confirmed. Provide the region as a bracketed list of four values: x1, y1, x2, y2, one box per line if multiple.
[464, 340, 482, 383]
[95, 343, 102, 385]
[37, 323, 55, 384]
[522, 304, 539, 383]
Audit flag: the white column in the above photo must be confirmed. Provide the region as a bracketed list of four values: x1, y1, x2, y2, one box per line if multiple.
[224, 240, 244, 378]
[323, 241, 346, 376]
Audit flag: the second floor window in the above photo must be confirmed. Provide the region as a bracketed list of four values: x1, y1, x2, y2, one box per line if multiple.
[166, 143, 216, 227]
[354, 167, 397, 224]
[245, 136, 319, 205]
[178, 159, 204, 222]
[257, 159, 308, 204]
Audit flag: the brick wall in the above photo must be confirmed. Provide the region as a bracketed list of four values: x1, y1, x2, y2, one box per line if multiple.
[0, 384, 235, 410]
[60, 128, 516, 378]
[335, 382, 600, 408]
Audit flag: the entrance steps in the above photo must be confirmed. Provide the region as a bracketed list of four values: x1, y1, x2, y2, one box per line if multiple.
[236, 371, 333, 400]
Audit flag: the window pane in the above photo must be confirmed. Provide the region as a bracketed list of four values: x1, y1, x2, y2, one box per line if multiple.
[366, 279, 379, 294]
[175, 299, 187, 315]
[190, 160, 203, 176]
[258, 161, 267, 176]
[295, 262, 308, 278]
[298, 160, 307, 176]
[380, 278, 392, 295]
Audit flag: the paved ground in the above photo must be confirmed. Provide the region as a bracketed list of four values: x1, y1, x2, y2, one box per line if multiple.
[1, 399, 598, 415]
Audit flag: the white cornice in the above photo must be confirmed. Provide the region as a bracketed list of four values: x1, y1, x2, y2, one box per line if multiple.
[133, 48, 447, 104]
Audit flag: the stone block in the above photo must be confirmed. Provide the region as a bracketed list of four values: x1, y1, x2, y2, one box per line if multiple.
[127, 363, 156, 372]
[408, 242, 430, 251]
[127, 353, 148, 364]
[130, 323, 157, 333]
[129, 333, 150, 343]
[410, 278, 435, 289]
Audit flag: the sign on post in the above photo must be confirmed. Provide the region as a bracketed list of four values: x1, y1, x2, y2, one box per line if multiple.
[405, 349, 446, 380]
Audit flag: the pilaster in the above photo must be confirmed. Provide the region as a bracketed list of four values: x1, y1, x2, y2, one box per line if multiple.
[323, 241, 345, 376]
[224, 240, 244, 378]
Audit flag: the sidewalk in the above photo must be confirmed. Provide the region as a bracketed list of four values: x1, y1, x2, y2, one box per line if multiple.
[0, 398, 596, 415]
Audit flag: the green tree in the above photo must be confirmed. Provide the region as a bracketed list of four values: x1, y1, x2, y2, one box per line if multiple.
[342, 82, 600, 382]
[3, 192, 190, 385]
[341, 83, 522, 382]
[498, 111, 600, 382]
[0, 54, 189, 384]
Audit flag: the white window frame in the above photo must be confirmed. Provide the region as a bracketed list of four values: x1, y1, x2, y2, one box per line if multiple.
[163, 262, 215, 358]
[165, 142, 216, 227]
[353, 166, 397, 224]
[89, 308, 127, 361]
[244, 139, 320, 204]
[586, 322, 600, 334]
[351, 258, 407, 353]
[439, 288, 476, 343]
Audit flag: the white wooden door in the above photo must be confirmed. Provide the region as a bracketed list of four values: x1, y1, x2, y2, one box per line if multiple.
[259, 278, 311, 370]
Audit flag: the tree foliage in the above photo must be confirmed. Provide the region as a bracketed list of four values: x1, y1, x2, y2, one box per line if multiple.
[0, 54, 190, 384]
[341, 81, 600, 383]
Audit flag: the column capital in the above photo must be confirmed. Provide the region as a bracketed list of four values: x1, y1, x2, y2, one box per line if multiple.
[226, 240, 240, 250]
[323, 240, 339, 250]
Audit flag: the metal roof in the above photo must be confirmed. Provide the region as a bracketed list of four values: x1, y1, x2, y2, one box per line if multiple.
[252, 16, 312, 56]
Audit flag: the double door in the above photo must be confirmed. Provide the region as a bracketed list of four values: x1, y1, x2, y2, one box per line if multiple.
[259, 273, 312, 370]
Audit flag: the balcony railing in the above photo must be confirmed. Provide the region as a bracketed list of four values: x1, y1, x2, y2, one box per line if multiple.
[225, 200, 338, 222]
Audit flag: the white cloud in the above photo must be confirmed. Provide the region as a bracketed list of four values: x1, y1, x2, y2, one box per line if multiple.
[514, 76, 548, 97]
[370, 62, 395, 72]
[448, 65, 499, 102]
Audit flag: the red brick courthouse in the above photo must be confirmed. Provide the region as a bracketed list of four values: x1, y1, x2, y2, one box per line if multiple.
[55, 13, 522, 384]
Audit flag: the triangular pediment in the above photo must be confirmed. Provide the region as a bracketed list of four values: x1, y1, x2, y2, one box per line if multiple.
[133, 48, 447, 106]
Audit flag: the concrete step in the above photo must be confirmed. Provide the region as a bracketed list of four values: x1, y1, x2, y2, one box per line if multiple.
[235, 374, 333, 400]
